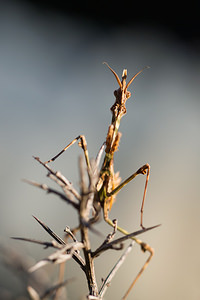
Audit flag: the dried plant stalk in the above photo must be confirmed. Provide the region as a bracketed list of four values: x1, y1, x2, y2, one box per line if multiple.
[11, 63, 159, 299]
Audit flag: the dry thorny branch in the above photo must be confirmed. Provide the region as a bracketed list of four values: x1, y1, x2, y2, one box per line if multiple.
[11, 63, 160, 299]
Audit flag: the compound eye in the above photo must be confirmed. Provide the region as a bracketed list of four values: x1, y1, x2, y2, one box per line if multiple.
[126, 91, 131, 99]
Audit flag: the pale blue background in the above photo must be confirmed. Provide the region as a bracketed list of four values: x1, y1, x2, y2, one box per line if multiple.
[0, 1, 199, 299]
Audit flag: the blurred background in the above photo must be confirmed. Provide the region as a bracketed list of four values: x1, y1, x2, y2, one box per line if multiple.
[0, 0, 199, 299]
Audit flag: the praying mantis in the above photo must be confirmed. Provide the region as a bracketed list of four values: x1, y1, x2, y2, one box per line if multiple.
[44, 62, 156, 298]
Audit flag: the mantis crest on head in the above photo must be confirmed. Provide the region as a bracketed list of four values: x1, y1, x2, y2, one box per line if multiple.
[44, 62, 156, 299]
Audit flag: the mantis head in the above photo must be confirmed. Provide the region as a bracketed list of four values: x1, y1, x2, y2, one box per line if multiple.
[103, 62, 149, 103]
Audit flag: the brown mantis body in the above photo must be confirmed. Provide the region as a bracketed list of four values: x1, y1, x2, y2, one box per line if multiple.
[45, 63, 154, 299]
[94, 63, 150, 229]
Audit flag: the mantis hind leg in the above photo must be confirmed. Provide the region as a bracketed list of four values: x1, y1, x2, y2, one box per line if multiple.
[104, 164, 152, 298]
[105, 217, 154, 299]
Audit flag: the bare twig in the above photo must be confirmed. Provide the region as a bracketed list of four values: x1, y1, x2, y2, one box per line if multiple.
[23, 179, 79, 210]
[55, 262, 66, 300]
[29, 242, 83, 273]
[27, 278, 74, 300]
[32, 216, 86, 271]
[27, 286, 40, 300]
[91, 219, 122, 258]
[102, 219, 118, 244]
[41, 278, 74, 299]
[64, 226, 78, 243]
[11, 237, 62, 249]
[92, 224, 160, 258]
[98, 241, 135, 298]
[79, 156, 99, 297]
[32, 216, 66, 245]
[33, 156, 81, 200]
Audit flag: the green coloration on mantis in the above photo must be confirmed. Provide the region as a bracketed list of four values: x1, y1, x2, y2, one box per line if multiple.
[45, 63, 155, 299]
